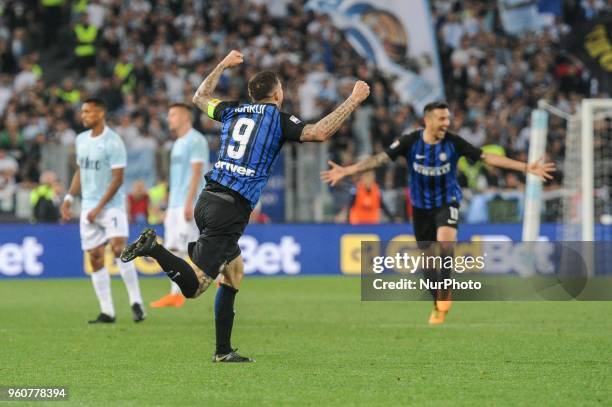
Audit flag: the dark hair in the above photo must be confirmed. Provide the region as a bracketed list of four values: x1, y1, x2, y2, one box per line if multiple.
[248, 71, 280, 102]
[83, 97, 107, 111]
[423, 101, 449, 115]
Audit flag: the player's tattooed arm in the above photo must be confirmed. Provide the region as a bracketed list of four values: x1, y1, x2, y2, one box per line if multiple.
[483, 153, 556, 181]
[300, 81, 370, 142]
[320, 152, 391, 187]
[351, 152, 392, 173]
[192, 50, 244, 111]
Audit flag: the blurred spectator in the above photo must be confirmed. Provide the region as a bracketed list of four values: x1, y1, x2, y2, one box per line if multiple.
[0, 0, 609, 222]
[73, 14, 98, 75]
[0, 147, 18, 212]
[13, 57, 37, 92]
[249, 201, 271, 224]
[52, 120, 77, 147]
[56, 78, 81, 106]
[30, 170, 62, 223]
[0, 119, 25, 162]
[580, 0, 607, 20]
[127, 180, 149, 224]
[41, 0, 64, 48]
[0, 40, 18, 75]
[147, 180, 168, 225]
[348, 171, 395, 225]
[0, 76, 12, 114]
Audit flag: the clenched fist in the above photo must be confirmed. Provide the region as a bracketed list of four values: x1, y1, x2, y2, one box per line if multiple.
[221, 50, 244, 69]
[351, 80, 370, 102]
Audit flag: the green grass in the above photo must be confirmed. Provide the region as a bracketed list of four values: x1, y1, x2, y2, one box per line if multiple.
[1, 277, 611, 406]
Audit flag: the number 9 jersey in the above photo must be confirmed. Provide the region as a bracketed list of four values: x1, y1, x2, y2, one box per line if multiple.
[205, 98, 305, 208]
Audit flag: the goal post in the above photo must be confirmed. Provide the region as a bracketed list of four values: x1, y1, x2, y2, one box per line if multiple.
[579, 99, 612, 241]
[522, 98, 612, 242]
[522, 108, 549, 242]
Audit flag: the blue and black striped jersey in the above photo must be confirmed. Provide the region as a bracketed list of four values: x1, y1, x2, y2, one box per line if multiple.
[205, 98, 304, 208]
[385, 130, 482, 209]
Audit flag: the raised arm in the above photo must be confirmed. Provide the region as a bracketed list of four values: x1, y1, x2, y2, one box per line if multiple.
[300, 81, 370, 142]
[482, 153, 555, 181]
[192, 50, 244, 112]
[321, 152, 391, 187]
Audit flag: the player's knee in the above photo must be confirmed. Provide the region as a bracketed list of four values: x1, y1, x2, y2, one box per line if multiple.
[231, 263, 244, 279]
[89, 252, 104, 270]
[109, 241, 125, 257]
[223, 258, 244, 286]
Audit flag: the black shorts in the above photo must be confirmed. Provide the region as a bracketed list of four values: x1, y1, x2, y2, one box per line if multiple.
[187, 181, 252, 275]
[412, 203, 459, 247]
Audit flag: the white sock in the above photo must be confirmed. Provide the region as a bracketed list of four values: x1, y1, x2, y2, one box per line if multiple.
[170, 281, 182, 295]
[117, 260, 143, 305]
[91, 268, 115, 317]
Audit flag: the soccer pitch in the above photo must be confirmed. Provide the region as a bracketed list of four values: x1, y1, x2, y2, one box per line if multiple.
[2, 277, 611, 406]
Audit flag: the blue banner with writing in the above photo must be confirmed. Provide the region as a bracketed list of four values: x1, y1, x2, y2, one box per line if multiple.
[0, 223, 610, 279]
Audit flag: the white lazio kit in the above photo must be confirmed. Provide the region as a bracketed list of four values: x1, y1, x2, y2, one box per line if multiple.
[76, 126, 129, 250]
[164, 128, 209, 251]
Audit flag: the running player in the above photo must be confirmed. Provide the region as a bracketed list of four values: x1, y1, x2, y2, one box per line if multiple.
[150, 103, 208, 308]
[61, 97, 145, 324]
[321, 101, 555, 324]
[121, 50, 370, 362]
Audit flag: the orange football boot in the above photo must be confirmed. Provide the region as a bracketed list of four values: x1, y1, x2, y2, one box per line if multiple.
[150, 293, 185, 308]
[428, 307, 447, 325]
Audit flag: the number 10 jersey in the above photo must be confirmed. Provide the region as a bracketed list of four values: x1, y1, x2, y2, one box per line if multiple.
[205, 99, 305, 208]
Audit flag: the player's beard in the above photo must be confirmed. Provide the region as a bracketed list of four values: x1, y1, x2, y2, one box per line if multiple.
[83, 118, 101, 129]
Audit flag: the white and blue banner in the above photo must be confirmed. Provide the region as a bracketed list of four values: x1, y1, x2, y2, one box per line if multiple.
[1, 223, 611, 279]
[306, 0, 445, 112]
[498, 0, 563, 35]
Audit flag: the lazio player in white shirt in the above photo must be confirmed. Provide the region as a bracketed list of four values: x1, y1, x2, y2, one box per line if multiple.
[150, 103, 208, 308]
[60, 98, 145, 323]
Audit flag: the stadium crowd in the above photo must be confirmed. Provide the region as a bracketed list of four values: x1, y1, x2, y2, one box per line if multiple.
[0, 0, 610, 223]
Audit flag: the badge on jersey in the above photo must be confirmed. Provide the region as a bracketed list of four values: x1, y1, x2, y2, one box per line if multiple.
[207, 98, 221, 119]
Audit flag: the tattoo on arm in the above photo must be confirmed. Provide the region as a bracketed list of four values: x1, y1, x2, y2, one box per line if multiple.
[300, 96, 361, 142]
[192, 63, 225, 111]
[349, 152, 391, 176]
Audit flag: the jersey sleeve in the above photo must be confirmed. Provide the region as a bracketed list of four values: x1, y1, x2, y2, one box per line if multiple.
[449, 133, 483, 162]
[206, 99, 239, 122]
[279, 112, 306, 142]
[108, 136, 127, 169]
[384, 132, 418, 161]
[190, 135, 209, 164]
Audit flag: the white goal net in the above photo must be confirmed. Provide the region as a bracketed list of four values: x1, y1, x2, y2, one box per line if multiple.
[523, 99, 612, 242]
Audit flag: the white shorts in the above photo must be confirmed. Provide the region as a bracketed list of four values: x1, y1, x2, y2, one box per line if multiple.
[80, 207, 129, 251]
[163, 207, 200, 252]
